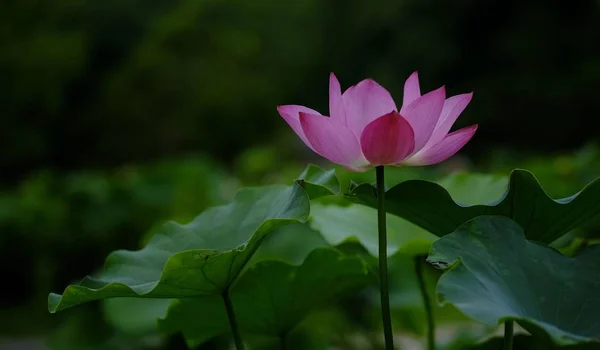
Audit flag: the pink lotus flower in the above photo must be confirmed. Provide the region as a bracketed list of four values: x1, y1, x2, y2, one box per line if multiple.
[277, 72, 478, 171]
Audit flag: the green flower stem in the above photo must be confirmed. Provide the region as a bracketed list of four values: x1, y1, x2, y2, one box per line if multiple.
[503, 320, 514, 350]
[280, 333, 288, 350]
[414, 255, 435, 350]
[376, 166, 395, 350]
[222, 291, 246, 350]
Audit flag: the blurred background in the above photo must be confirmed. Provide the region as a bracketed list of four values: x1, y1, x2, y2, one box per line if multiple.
[1, 0, 600, 349]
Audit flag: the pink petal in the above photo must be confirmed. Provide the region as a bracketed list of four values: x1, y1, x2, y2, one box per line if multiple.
[403, 125, 478, 166]
[359, 111, 415, 165]
[277, 105, 322, 152]
[400, 86, 446, 153]
[342, 78, 398, 137]
[299, 112, 370, 171]
[402, 71, 421, 108]
[329, 73, 346, 124]
[426, 92, 473, 147]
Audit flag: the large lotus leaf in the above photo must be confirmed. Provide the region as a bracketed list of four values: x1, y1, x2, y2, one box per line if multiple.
[48, 184, 310, 312]
[295, 164, 340, 199]
[309, 200, 437, 257]
[153, 223, 328, 346]
[248, 222, 330, 265]
[348, 169, 600, 243]
[466, 335, 598, 349]
[428, 216, 600, 345]
[158, 248, 370, 347]
[435, 172, 508, 205]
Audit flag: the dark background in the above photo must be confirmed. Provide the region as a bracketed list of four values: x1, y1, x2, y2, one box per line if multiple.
[1, 0, 599, 348]
[2, 0, 599, 182]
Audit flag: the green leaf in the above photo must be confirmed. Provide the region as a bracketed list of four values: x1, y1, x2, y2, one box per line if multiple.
[435, 172, 508, 205]
[428, 216, 600, 345]
[158, 248, 370, 347]
[235, 248, 369, 335]
[465, 334, 598, 349]
[349, 169, 600, 243]
[309, 200, 437, 257]
[295, 164, 340, 199]
[249, 222, 329, 265]
[48, 184, 310, 313]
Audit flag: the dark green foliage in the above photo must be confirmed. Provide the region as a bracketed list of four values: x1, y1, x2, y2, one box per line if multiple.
[2, 0, 600, 181]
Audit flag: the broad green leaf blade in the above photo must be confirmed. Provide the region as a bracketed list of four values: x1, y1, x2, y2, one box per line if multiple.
[466, 335, 598, 349]
[309, 200, 437, 257]
[296, 164, 340, 199]
[429, 216, 600, 345]
[435, 172, 508, 205]
[349, 169, 600, 243]
[49, 184, 310, 313]
[233, 248, 369, 336]
[158, 248, 370, 347]
[249, 222, 329, 265]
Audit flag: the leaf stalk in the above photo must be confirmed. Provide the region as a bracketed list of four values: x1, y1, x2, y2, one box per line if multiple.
[504, 320, 514, 350]
[222, 291, 246, 350]
[415, 255, 435, 350]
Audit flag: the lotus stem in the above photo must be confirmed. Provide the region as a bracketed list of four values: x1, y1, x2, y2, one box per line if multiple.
[376, 166, 395, 349]
[222, 291, 245, 350]
[280, 333, 288, 350]
[415, 255, 435, 350]
[503, 320, 514, 350]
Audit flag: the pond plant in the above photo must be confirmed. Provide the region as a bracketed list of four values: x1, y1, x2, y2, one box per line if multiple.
[50, 73, 600, 350]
